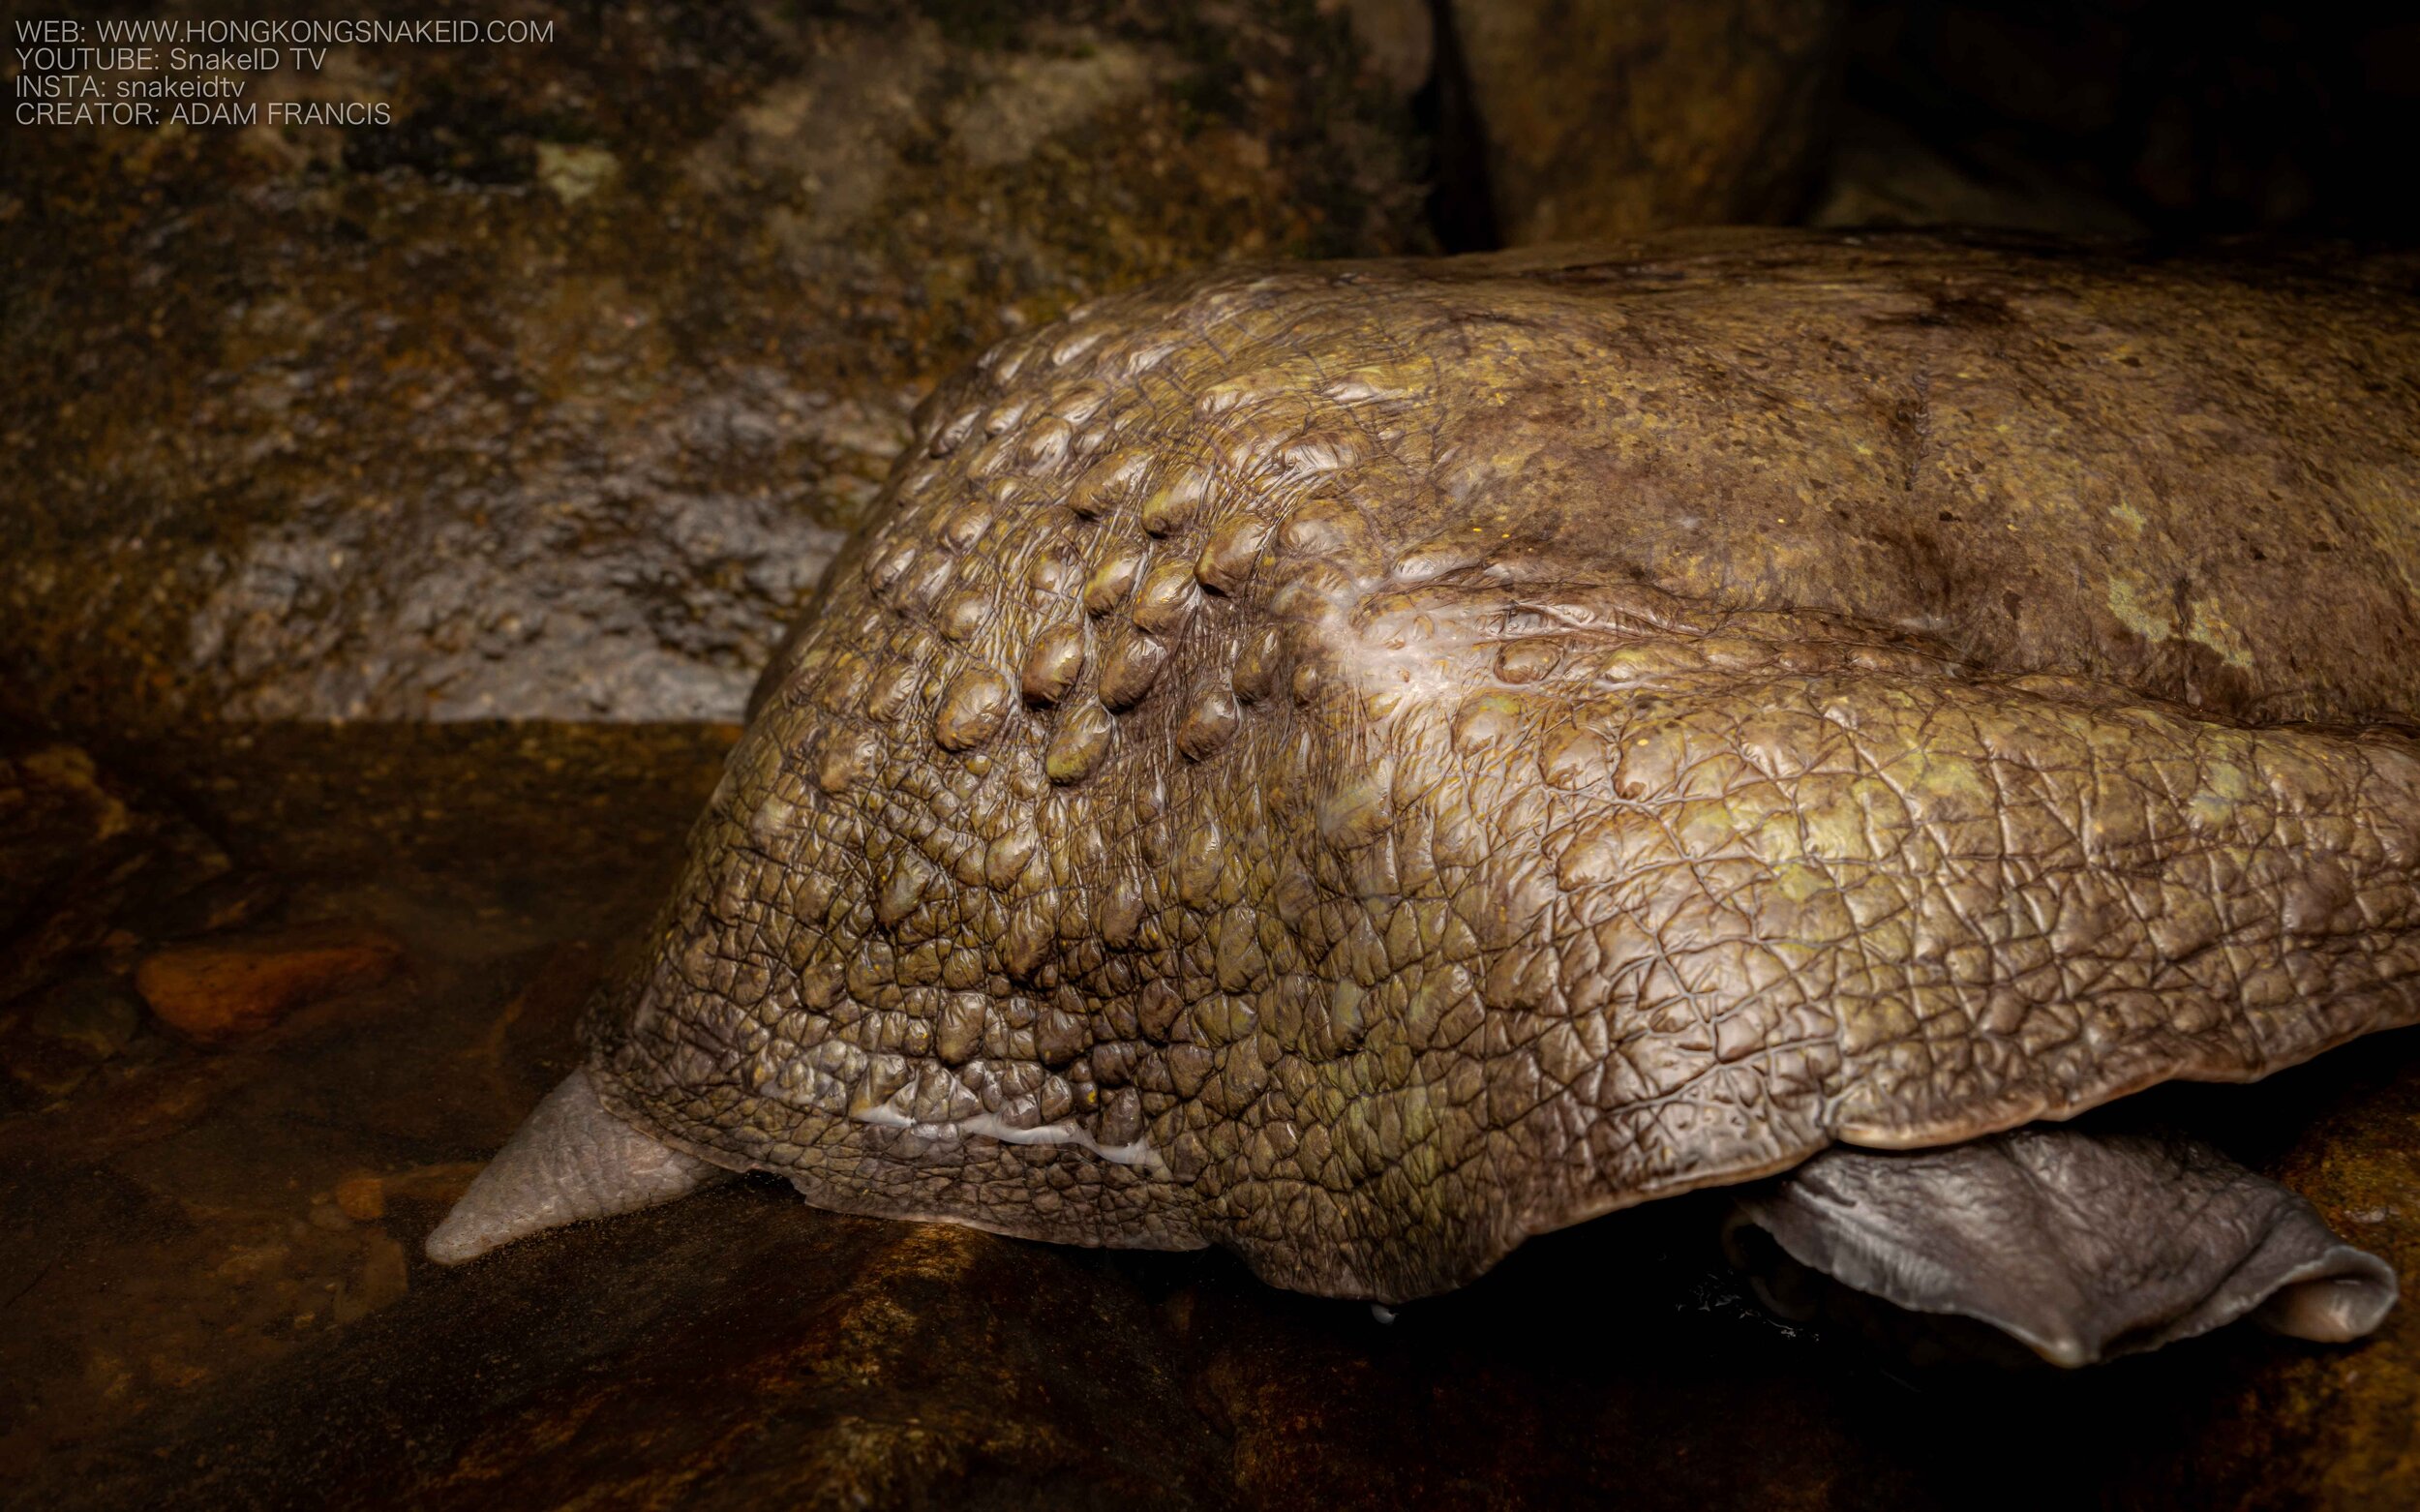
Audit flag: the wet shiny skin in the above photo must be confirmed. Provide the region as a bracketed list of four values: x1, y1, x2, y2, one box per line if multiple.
[575, 232, 2420, 1302]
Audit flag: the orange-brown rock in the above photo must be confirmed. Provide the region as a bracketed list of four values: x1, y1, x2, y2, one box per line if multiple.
[333, 1175, 387, 1223]
[135, 923, 405, 1043]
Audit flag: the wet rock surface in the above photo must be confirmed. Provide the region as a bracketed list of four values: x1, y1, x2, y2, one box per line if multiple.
[1, 0, 1430, 734]
[0, 719, 737, 1488]
[0, 718, 2414, 1509]
[136, 921, 406, 1043]
[0, 740, 230, 1012]
[1447, 0, 1847, 244]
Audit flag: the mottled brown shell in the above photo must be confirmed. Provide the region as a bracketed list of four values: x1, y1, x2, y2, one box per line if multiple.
[586, 231, 2420, 1301]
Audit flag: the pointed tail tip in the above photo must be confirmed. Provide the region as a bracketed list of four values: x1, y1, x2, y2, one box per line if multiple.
[423, 1206, 509, 1265]
[424, 1066, 729, 1265]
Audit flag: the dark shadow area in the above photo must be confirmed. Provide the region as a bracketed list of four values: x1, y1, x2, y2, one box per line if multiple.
[1412, 0, 1499, 253]
[1828, 0, 2420, 240]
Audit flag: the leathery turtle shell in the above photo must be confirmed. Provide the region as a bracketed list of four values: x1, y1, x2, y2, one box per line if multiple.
[579, 230, 2420, 1303]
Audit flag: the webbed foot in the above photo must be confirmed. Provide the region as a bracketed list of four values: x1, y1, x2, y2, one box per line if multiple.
[1726, 1126, 2396, 1366]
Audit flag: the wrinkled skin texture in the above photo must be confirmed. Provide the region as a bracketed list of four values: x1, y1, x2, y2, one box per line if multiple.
[582, 231, 2420, 1303]
[1730, 1126, 2398, 1366]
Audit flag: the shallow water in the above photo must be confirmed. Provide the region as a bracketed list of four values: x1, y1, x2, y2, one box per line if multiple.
[2, 720, 2413, 1509]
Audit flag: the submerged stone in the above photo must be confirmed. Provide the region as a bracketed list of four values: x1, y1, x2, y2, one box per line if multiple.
[135, 922, 406, 1044]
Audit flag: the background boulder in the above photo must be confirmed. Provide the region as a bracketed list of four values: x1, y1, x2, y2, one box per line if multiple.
[1, 0, 1431, 730]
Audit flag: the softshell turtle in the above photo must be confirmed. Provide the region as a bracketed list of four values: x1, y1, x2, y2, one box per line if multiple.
[431, 231, 2418, 1364]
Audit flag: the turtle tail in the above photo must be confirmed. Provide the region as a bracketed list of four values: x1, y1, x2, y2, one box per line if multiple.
[423, 1067, 732, 1263]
